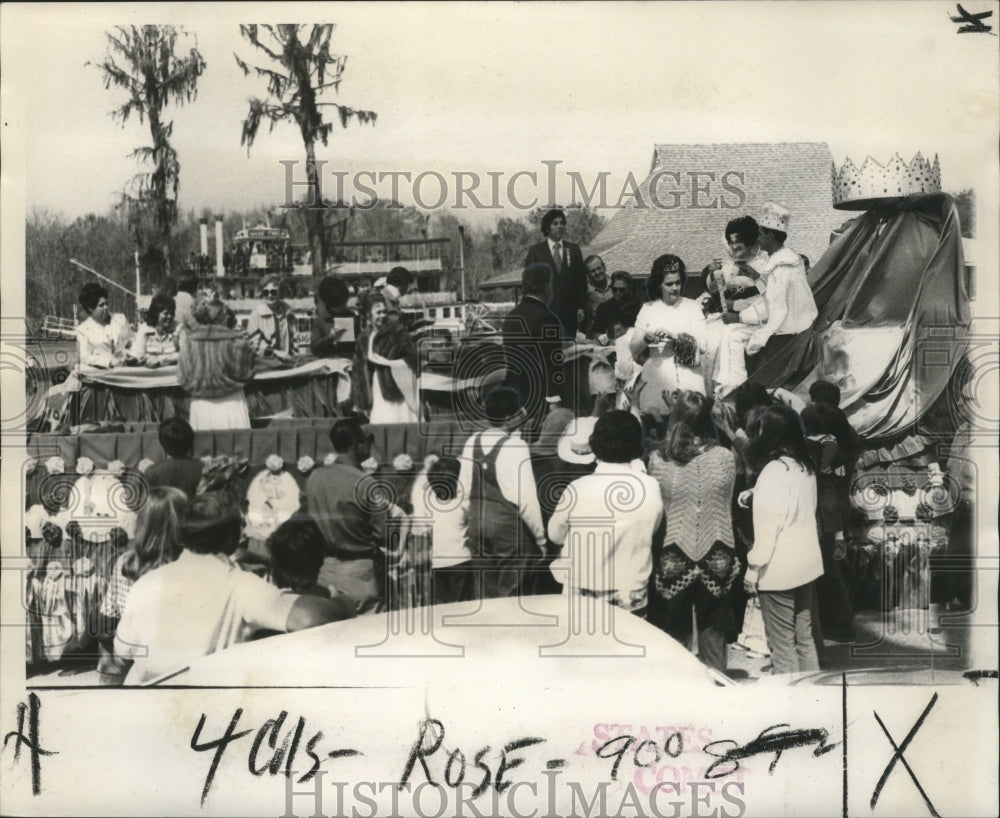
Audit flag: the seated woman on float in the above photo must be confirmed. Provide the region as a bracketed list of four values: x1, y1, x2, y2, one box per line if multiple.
[703, 215, 770, 324]
[76, 282, 133, 370]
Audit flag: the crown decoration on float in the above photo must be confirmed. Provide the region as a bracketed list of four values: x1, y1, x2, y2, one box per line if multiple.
[831, 152, 941, 210]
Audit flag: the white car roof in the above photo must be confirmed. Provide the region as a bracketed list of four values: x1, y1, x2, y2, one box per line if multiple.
[168, 595, 730, 689]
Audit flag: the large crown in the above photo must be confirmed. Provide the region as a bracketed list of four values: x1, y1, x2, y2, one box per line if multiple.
[831, 152, 941, 210]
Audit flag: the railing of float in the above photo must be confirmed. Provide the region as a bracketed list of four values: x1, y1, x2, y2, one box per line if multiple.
[41, 316, 77, 339]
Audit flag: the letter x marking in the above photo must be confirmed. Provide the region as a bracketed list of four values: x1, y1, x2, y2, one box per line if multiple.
[870, 693, 940, 817]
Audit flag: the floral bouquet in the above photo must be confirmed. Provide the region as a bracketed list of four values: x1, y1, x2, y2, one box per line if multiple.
[673, 333, 698, 367]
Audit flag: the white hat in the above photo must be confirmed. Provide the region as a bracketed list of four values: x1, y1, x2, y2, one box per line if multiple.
[557, 416, 599, 465]
[374, 276, 387, 289]
[759, 202, 791, 233]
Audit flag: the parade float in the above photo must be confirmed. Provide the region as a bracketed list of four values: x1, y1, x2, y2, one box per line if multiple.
[747, 152, 975, 619]
[22, 149, 977, 669]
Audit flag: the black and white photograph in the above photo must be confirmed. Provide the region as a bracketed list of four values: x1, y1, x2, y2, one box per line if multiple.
[2, 2, 998, 816]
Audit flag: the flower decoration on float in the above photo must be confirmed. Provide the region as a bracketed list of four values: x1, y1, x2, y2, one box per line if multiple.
[393, 453, 414, 472]
[323, 453, 338, 466]
[265, 454, 284, 474]
[107, 460, 126, 476]
[883, 504, 899, 524]
[137, 458, 154, 474]
[423, 454, 440, 470]
[25, 458, 37, 474]
[75, 457, 94, 476]
[361, 456, 379, 474]
[297, 455, 315, 474]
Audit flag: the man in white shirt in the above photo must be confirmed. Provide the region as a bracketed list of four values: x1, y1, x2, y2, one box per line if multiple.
[548, 411, 663, 613]
[745, 203, 818, 374]
[714, 203, 818, 394]
[102, 492, 355, 685]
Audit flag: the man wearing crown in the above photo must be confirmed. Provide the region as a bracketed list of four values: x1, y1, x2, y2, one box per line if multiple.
[743, 203, 818, 376]
[713, 203, 817, 394]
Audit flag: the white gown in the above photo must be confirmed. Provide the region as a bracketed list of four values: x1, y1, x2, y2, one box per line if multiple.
[633, 298, 707, 413]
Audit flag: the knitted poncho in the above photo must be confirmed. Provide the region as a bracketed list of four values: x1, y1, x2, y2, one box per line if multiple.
[648, 445, 736, 561]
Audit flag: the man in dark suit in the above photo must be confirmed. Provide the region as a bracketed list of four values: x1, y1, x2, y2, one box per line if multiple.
[522, 208, 588, 339]
[501, 265, 567, 435]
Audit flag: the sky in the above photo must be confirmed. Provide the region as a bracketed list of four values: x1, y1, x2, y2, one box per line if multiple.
[2, 1, 998, 227]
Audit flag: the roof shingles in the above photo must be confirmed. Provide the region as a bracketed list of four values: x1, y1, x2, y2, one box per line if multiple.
[591, 142, 844, 276]
[481, 143, 845, 292]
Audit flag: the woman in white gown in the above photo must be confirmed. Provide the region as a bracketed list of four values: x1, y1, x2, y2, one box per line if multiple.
[630, 255, 706, 415]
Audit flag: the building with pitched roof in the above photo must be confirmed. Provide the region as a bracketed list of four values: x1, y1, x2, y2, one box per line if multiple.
[480, 142, 846, 300]
[590, 142, 845, 279]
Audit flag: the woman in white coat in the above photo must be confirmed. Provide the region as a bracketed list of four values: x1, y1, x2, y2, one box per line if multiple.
[742, 404, 824, 674]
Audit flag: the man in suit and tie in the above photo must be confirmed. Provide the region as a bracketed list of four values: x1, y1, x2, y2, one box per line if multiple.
[501, 265, 567, 436]
[522, 208, 588, 340]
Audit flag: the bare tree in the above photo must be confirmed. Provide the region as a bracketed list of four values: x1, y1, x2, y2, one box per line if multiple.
[235, 24, 377, 276]
[92, 25, 206, 285]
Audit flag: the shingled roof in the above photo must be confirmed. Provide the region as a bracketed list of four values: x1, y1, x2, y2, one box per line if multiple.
[589, 142, 845, 277]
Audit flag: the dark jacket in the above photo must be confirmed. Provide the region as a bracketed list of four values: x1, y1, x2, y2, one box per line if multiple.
[501, 296, 566, 417]
[310, 303, 360, 359]
[145, 457, 203, 499]
[523, 239, 588, 338]
[350, 320, 418, 411]
[590, 296, 641, 337]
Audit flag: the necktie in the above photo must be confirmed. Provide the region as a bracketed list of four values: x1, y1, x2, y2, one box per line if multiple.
[553, 242, 563, 272]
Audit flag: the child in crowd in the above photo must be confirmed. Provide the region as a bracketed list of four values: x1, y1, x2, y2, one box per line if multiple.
[801, 403, 848, 558]
[805, 380, 863, 545]
[145, 417, 203, 498]
[807, 381, 863, 457]
[267, 515, 331, 598]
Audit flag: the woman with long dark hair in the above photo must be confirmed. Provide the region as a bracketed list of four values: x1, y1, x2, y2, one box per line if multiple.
[742, 404, 823, 673]
[647, 391, 738, 671]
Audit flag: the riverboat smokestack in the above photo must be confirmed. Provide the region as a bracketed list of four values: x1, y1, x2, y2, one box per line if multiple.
[199, 218, 209, 257]
[215, 216, 225, 278]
